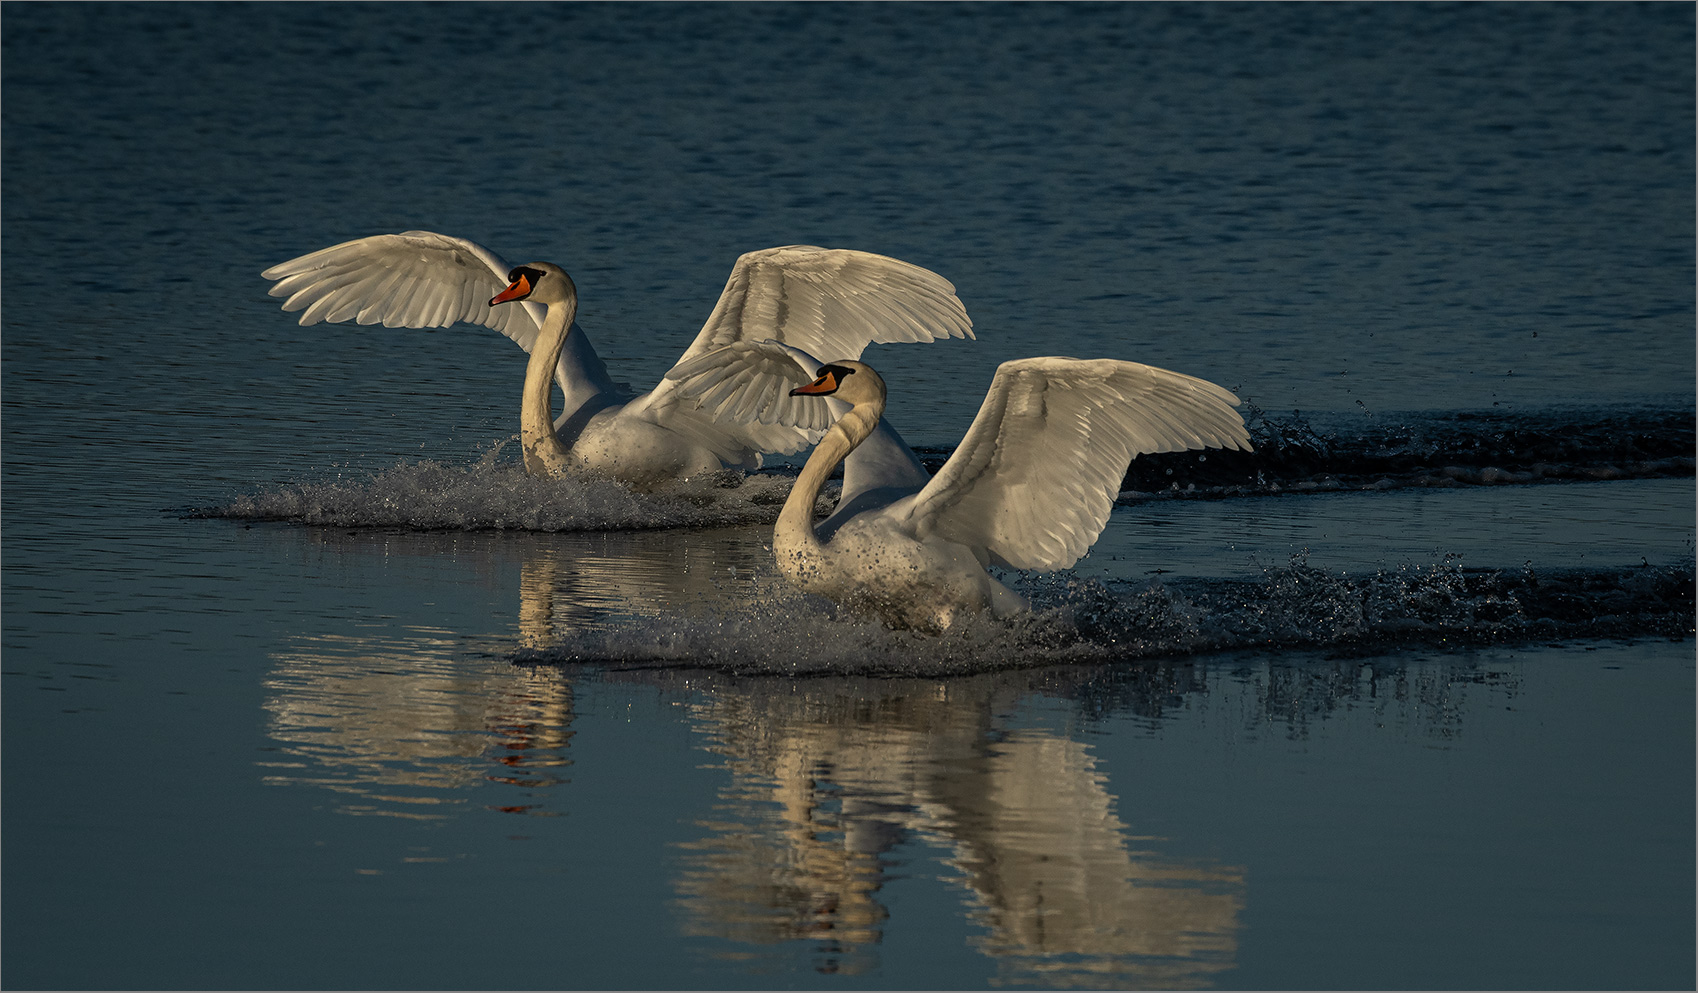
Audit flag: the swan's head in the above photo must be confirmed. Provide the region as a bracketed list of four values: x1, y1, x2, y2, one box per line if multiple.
[490, 262, 576, 307]
[790, 360, 885, 406]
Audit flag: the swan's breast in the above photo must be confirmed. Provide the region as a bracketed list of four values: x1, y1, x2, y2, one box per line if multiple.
[572, 409, 724, 487]
[784, 517, 1013, 630]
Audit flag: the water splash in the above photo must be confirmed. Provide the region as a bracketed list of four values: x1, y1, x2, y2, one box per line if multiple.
[515, 557, 1695, 676]
[199, 454, 828, 532]
[198, 404, 1694, 534]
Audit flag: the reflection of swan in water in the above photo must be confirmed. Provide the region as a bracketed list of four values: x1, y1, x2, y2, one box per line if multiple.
[669, 342, 1252, 629]
[262, 232, 974, 487]
[260, 627, 576, 820]
[257, 526, 776, 820]
[515, 527, 771, 648]
[669, 674, 1245, 986]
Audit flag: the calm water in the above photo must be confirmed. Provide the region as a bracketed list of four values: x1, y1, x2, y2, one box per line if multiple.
[3, 3, 1693, 989]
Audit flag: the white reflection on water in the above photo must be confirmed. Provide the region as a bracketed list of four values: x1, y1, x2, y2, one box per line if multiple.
[257, 528, 772, 821]
[513, 527, 770, 647]
[673, 675, 1245, 987]
[261, 631, 574, 819]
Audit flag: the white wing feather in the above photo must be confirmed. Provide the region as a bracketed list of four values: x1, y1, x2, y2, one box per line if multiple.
[662, 339, 839, 433]
[664, 339, 931, 496]
[261, 231, 549, 352]
[678, 245, 974, 364]
[902, 358, 1252, 572]
[647, 339, 838, 458]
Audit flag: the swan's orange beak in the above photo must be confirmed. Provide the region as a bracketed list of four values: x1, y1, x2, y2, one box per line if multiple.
[790, 370, 839, 396]
[490, 273, 532, 306]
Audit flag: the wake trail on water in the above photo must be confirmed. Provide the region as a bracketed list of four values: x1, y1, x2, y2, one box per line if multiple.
[514, 558, 1695, 677]
[198, 405, 1693, 532]
[1110, 402, 1694, 500]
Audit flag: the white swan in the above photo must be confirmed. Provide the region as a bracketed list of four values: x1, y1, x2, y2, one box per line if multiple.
[261, 231, 974, 487]
[668, 341, 1252, 630]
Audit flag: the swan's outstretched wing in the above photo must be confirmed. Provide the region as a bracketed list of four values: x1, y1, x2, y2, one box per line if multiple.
[678, 246, 975, 366]
[900, 358, 1252, 572]
[642, 339, 843, 459]
[663, 339, 840, 433]
[261, 231, 549, 351]
[632, 247, 973, 456]
[263, 231, 620, 410]
[663, 339, 931, 495]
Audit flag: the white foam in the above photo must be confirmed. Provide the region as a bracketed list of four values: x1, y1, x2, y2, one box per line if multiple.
[212, 454, 831, 532]
[512, 559, 1696, 675]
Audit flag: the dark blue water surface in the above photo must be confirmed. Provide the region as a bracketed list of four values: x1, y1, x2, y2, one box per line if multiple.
[4, 3, 1693, 989]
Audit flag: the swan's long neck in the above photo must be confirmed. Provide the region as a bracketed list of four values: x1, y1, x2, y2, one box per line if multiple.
[775, 396, 884, 560]
[521, 296, 580, 477]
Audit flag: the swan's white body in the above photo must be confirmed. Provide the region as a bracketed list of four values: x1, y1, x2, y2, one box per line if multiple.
[669, 342, 1253, 630]
[262, 231, 973, 487]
